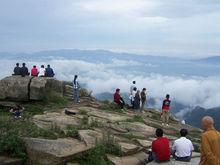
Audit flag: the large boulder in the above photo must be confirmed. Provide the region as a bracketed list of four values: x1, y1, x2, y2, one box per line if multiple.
[0, 76, 32, 101]
[23, 138, 91, 165]
[0, 76, 64, 102]
[30, 77, 63, 100]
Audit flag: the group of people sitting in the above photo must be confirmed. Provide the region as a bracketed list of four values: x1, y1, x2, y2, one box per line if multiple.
[13, 63, 55, 77]
[149, 116, 220, 165]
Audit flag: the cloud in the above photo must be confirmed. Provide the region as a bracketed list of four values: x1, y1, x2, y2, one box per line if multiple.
[2, 58, 220, 109]
[0, 0, 220, 57]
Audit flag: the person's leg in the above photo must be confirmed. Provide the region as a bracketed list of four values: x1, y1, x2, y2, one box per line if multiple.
[73, 89, 77, 102]
[166, 111, 170, 124]
[76, 88, 80, 102]
[162, 111, 166, 124]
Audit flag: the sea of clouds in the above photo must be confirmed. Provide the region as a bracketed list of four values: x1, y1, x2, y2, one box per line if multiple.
[1, 58, 220, 110]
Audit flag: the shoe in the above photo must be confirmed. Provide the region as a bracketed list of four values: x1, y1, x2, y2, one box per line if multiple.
[162, 123, 165, 126]
[166, 124, 169, 126]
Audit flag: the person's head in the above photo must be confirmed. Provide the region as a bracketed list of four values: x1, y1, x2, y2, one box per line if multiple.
[133, 87, 137, 91]
[202, 116, 214, 131]
[132, 81, 136, 84]
[116, 88, 120, 93]
[142, 88, 146, 91]
[166, 94, 170, 99]
[155, 128, 163, 138]
[41, 65, 44, 68]
[16, 63, 19, 67]
[33, 65, 36, 68]
[47, 64, 50, 68]
[74, 75, 78, 79]
[180, 129, 188, 137]
[22, 63, 26, 67]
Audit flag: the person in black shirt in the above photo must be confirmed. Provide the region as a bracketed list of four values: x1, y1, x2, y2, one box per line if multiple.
[20, 63, 30, 77]
[13, 63, 21, 75]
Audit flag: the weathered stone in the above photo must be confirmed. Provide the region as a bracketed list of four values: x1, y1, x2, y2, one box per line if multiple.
[192, 152, 201, 158]
[78, 130, 103, 146]
[135, 139, 152, 148]
[107, 152, 148, 165]
[0, 76, 32, 101]
[23, 138, 91, 165]
[30, 77, 63, 100]
[147, 158, 200, 165]
[88, 110, 131, 122]
[0, 156, 23, 165]
[119, 122, 156, 137]
[118, 142, 142, 155]
[33, 112, 80, 129]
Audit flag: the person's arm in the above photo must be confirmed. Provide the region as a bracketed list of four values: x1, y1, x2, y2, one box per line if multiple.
[201, 134, 219, 165]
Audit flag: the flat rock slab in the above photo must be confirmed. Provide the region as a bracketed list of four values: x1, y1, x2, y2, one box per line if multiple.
[118, 142, 142, 156]
[147, 158, 200, 165]
[135, 139, 152, 148]
[24, 138, 91, 165]
[192, 152, 201, 158]
[78, 130, 103, 146]
[119, 122, 156, 137]
[107, 152, 148, 165]
[33, 112, 80, 129]
[88, 110, 131, 122]
[0, 156, 23, 165]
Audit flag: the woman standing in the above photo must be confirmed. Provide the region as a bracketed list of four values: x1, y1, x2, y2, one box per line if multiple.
[134, 90, 141, 111]
[73, 75, 80, 103]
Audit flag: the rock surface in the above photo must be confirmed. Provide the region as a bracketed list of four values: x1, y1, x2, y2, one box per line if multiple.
[23, 138, 91, 165]
[78, 129, 103, 146]
[0, 156, 23, 165]
[147, 158, 200, 165]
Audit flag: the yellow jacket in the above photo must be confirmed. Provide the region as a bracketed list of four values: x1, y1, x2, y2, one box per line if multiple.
[200, 128, 220, 165]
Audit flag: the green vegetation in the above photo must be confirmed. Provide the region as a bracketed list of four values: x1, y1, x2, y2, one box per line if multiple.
[79, 108, 88, 115]
[71, 132, 122, 165]
[65, 125, 79, 139]
[101, 100, 125, 113]
[126, 115, 145, 123]
[120, 132, 146, 140]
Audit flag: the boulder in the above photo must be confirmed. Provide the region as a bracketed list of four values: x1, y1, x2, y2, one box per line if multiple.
[33, 112, 80, 130]
[147, 158, 200, 165]
[118, 142, 142, 155]
[78, 130, 103, 146]
[119, 122, 156, 137]
[107, 152, 148, 165]
[30, 77, 63, 100]
[23, 138, 91, 165]
[134, 139, 152, 148]
[0, 76, 32, 101]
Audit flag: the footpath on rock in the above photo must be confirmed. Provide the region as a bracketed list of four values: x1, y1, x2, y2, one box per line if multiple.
[0, 76, 202, 165]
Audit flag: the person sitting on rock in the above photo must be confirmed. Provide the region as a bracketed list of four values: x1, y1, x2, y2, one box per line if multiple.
[13, 63, 21, 75]
[114, 88, 125, 109]
[20, 63, 30, 77]
[148, 128, 170, 163]
[172, 129, 194, 162]
[38, 65, 45, 77]
[31, 65, 39, 77]
[10, 105, 24, 119]
[45, 65, 55, 77]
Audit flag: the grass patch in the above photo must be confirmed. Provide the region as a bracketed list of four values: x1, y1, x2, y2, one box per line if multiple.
[100, 100, 124, 113]
[65, 125, 79, 139]
[79, 108, 88, 115]
[126, 115, 145, 123]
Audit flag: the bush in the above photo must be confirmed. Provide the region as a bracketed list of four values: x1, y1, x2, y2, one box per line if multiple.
[127, 115, 145, 123]
[65, 125, 79, 138]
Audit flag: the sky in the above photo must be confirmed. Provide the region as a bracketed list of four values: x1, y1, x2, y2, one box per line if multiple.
[0, 0, 220, 58]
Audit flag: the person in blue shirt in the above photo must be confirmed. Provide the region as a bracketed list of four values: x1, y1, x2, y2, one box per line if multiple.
[45, 65, 55, 77]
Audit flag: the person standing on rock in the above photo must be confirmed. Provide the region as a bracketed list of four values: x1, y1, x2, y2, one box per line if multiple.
[114, 88, 125, 109]
[134, 90, 141, 111]
[199, 116, 220, 165]
[161, 94, 171, 126]
[148, 128, 170, 163]
[20, 63, 30, 77]
[31, 65, 39, 77]
[129, 81, 136, 106]
[172, 129, 194, 162]
[13, 63, 21, 75]
[140, 88, 147, 112]
[73, 75, 80, 103]
[39, 65, 45, 77]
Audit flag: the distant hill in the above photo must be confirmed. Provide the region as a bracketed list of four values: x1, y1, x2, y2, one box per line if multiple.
[184, 106, 220, 130]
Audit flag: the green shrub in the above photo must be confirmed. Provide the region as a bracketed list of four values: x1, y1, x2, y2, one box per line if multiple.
[79, 108, 88, 115]
[127, 115, 145, 123]
[65, 125, 79, 138]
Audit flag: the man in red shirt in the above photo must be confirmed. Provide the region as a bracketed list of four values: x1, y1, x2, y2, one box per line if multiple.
[162, 94, 171, 126]
[31, 65, 39, 77]
[148, 128, 170, 163]
[114, 89, 125, 109]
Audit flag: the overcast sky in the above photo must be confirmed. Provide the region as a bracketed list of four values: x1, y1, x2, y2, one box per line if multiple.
[0, 0, 220, 58]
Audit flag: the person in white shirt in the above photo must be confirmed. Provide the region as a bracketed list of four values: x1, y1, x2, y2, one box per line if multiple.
[130, 81, 136, 94]
[172, 129, 194, 162]
[131, 87, 137, 109]
[38, 65, 45, 77]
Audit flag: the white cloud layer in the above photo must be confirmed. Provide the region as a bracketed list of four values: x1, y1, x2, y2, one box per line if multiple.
[1, 58, 220, 109]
